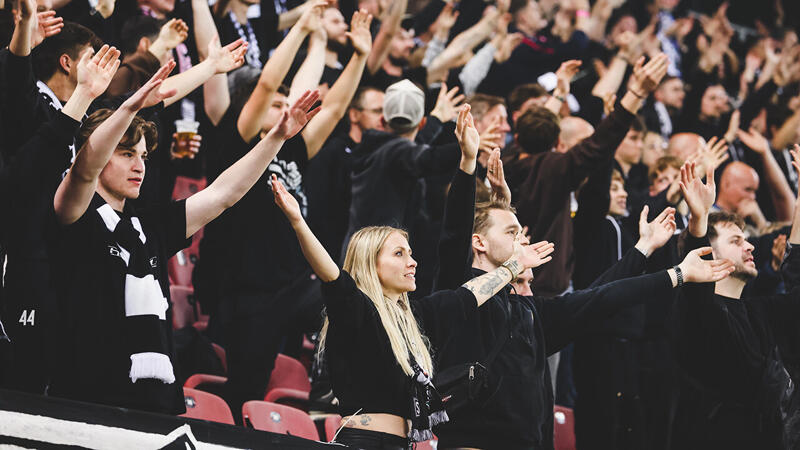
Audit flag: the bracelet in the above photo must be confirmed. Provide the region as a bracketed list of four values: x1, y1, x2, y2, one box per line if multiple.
[575, 9, 590, 18]
[501, 259, 522, 280]
[672, 265, 684, 287]
[553, 94, 566, 103]
[629, 88, 647, 99]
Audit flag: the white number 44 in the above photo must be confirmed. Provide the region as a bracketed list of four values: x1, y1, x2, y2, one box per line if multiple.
[18, 310, 35, 326]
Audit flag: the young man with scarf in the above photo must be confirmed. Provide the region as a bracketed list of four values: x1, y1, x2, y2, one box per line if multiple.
[48, 60, 320, 413]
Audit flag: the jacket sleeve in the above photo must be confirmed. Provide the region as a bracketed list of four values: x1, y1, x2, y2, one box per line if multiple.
[433, 169, 477, 291]
[763, 247, 800, 374]
[588, 246, 648, 288]
[14, 111, 82, 194]
[538, 270, 673, 354]
[1, 51, 53, 160]
[563, 106, 635, 191]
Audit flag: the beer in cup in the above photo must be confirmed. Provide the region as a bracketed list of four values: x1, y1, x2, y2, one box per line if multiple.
[174, 119, 200, 158]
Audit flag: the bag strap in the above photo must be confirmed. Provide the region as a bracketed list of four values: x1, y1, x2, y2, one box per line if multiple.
[482, 294, 511, 367]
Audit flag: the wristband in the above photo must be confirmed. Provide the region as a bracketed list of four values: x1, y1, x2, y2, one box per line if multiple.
[501, 259, 522, 280]
[629, 88, 647, 99]
[575, 9, 590, 18]
[672, 265, 684, 287]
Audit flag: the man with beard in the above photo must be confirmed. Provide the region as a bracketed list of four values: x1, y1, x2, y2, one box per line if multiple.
[642, 76, 685, 139]
[671, 158, 800, 449]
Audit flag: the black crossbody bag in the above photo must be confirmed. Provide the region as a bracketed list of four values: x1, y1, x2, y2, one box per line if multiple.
[433, 305, 510, 414]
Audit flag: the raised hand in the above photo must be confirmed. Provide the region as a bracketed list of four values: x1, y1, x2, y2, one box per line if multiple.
[455, 104, 480, 162]
[692, 136, 729, 177]
[513, 240, 555, 270]
[627, 53, 669, 96]
[679, 161, 715, 219]
[495, 32, 523, 64]
[431, 82, 465, 123]
[208, 37, 248, 74]
[478, 115, 503, 152]
[487, 148, 512, 205]
[347, 9, 374, 56]
[270, 89, 321, 140]
[297, 0, 328, 33]
[76, 45, 121, 99]
[736, 127, 771, 155]
[637, 205, 676, 255]
[123, 61, 177, 111]
[158, 18, 189, 50]
[272, 174, 303, 225]
[553, 59, 581, 97]
[32, 10, 63, 48]
[678, 247, 734, 283]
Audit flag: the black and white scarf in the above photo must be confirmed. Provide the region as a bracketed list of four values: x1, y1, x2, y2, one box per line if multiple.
[408, 358, 449, 442]
[95, 202, 175, 385]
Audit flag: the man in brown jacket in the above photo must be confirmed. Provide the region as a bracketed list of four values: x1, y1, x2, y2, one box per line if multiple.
[505, 54, 669, 297]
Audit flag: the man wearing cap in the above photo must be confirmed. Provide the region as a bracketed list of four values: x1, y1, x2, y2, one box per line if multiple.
[345, 78, 460, 261]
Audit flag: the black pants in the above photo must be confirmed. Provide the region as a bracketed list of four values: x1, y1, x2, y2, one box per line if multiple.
[334, 428, 409, 449]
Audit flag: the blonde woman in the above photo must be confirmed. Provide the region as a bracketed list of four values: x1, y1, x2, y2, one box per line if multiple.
[271, 107, 553, 448]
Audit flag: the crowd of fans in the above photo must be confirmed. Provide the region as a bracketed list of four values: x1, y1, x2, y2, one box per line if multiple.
[1, 0, 800, 448]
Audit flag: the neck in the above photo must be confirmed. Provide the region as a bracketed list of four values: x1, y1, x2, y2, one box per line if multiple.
[382, 289, 403, 302]
[715, 197, 735, 213]
[615, 157, 632, 176]
[97, 186, 126, 212]
[397, 129, 418, 141]
[472, 253, 499, 274]
[382, 58, 403, 76]
[349, 125, 363, 143]
[229, 0, 250, 24]
[44, 75, 75, 104]
[714, 276, 746, 299]
[325, 48, 339, 66]
[515, 22, 536, 37]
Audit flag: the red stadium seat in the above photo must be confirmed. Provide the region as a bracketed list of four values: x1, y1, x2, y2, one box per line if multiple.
[170, 286, 196, 330]
[264, 354, 311, 409]
[168, 234, 201, 288]
[317, 414, 342, 442]
[172, 176, 207, 201]
[181, 387, 234, 425]
[212, 343, 227, 373]
[553, 405, 576, 450]
[242, 401, 319, 440]
[184, 373, 228, 389]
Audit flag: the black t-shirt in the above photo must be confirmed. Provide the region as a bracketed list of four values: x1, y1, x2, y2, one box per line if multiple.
[321, 270, 476, 418]
[305, 133, 355, 262]
[214, 3, 280, 66]
[48, 195, 190, 414]
[361, 65, 427, 91]
[205, 108, 310, 293]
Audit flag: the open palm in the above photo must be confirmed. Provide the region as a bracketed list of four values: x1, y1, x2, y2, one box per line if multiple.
[455, 105, 480, 161]
[77, 45, 121, 99]
[124, 61, 177, 111]
[272, 90, 320, 140]
[515, 241, 555, 269]
[679, 161, 715, 218]
[209, 37, 247, 74]
[679, 247, 734, 283]
[638, 205, 676, 252]
[348, 10, 373, 55]
[272, 174, 303, 224]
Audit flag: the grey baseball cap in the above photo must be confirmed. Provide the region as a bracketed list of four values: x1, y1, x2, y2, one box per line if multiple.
[383, 79, 425, 133]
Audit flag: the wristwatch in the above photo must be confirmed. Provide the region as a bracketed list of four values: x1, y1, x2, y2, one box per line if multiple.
[672, 265, 684, 287]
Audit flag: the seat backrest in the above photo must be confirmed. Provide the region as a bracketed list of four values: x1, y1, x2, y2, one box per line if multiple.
[266, 354, 311, 393]
[170, 286, 196, 329]
[242, 401, 318, 440]
[553, 405, 576, 450]
[168, 235, 201, 287]
[181, 387, 234, 425]
[322, 414, 343, 442]
[172, 176, 207, 201]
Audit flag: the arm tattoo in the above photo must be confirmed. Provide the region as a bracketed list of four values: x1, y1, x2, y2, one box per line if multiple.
[359, 414, 372, 426]
[462, 267, 511, 297]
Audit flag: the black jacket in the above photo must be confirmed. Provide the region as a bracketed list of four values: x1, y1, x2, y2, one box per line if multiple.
[431, 169, 676, 449]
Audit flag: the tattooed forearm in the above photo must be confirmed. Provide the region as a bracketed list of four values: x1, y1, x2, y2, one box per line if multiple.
[462, 266, 514, 306]
[359, 414, 372, 426]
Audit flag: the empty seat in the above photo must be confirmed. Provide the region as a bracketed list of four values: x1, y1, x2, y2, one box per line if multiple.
[264, 354, 311, 409]
[317, 414, 342, 442]
[170, 286, 196, 330]
[181, 387, 234, 425]
[184, 373, 227, 398]
[242, 401, 318, 440]
[553, 405, 576, 450]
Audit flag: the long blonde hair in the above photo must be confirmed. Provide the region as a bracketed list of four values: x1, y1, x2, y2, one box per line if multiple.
[318, 226, 434, 376]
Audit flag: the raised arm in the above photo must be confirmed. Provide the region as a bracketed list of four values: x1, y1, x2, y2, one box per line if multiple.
[192, 0, 231, 126]
[159, 39, 247, 108]
[10, 0, 37, 56]
[545, 59, 580, 115]
[237, 1, 322, 142]
[787, 146, 800, 246]
[736, 127, 795, 221]
[147, 19, 189, 65]
[366, 0, 406, 74]
[185, 90, 320, 237]
[274, 173, 340, 282]
[301, 10, 372, 157]
[590, 31, 635, 100]
[462, 240, 554, 306]
[54, 62, 175, 225]
[289, 27, 327, 104]
[678, 161, 716, 238]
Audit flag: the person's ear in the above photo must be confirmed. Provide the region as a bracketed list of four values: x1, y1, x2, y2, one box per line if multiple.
[59, 53, 72, 75]
[380, 116, 388, 129]
[418, 116, 427, 131]
[472, 233, 487, 253]
[348, 108, 359, 124]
